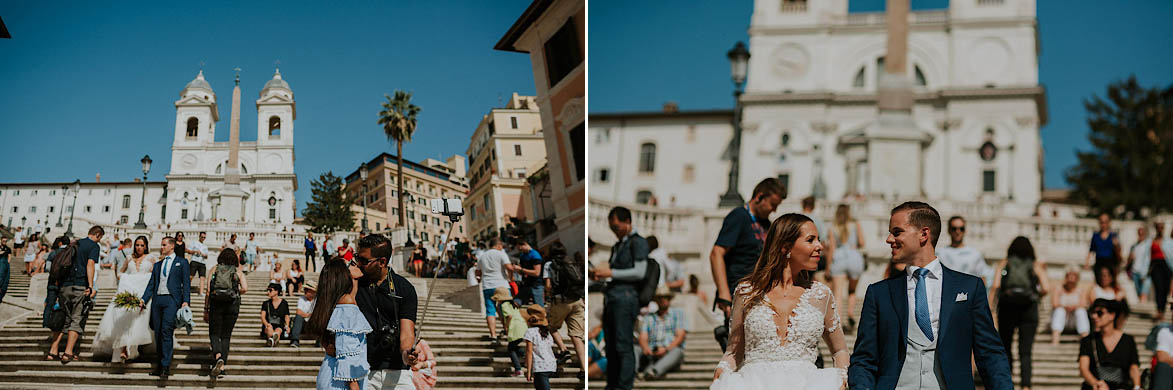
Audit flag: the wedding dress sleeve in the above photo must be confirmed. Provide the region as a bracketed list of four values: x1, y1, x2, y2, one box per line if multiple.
[715, 283, 749, 377]
[819, 283, 849, 383]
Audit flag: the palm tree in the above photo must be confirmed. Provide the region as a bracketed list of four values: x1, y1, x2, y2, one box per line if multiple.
[377, 90, 421, 227]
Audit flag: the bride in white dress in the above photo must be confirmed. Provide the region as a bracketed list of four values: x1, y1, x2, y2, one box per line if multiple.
[93, 236, 157, 362]
[712, 213, 849, 390]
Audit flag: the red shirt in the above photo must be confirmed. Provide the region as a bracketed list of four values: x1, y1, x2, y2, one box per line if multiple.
[1153, 240, 1166, 261]
[340, 247, 354, 261]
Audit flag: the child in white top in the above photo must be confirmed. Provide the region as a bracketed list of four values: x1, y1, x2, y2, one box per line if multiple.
[524, 305, 557, 390]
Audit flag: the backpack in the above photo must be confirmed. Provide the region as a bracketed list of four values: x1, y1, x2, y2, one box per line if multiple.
[998, 256, 1038, 305]
[48, 242, 79, 287]
[549, 254, 585, 301]
[210, 265, 240, 303]
[1145, 322, 1172, 351]
[637, 257, 661, 307]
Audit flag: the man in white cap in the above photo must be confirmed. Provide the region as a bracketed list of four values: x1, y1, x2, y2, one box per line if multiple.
[287, 280, 317, 348]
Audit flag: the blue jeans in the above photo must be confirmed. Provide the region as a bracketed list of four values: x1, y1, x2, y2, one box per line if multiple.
[0, 255, 9, 305]
[533, 372, 552, 390]
[603, 286, 638, 390]
[516, 283, 545, 307]
[483, 289, 498, 317]
[1133, 272, 1152, 296]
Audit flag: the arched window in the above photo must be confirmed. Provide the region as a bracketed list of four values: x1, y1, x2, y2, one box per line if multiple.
[639, 143, 656, 173]
[186, 117, 199, 138]
[636, 190, 653, 204]
[122, 195, 131, 209]
[914, 65, 927, 86]
[268, 116, 281, 137]
[852, 67, 865, 88]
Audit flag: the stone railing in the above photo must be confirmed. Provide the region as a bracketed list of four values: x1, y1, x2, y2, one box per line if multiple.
[842, 10, 949, 27]
[780, 1, 807, 13]
[589, 197, 1150, 268]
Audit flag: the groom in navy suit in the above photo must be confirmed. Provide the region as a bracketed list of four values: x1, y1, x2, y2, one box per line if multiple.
[849, 202, 1012, 390]
[140, 236, 190, 378]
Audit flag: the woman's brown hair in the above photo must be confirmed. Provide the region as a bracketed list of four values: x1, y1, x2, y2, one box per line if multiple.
[737, 213, 815, 310]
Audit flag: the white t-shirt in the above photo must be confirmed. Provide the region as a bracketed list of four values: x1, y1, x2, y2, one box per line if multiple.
[245, 239, 258, 254]
[467, 267, 479, 287]
[477, 248, 512, 290]
[13, 231, 24, 244]
[1157, 327, 1173, 356]
[523, 327, 557, 373]
[189, 241, 209, 264]
[297, 296, 316, 317]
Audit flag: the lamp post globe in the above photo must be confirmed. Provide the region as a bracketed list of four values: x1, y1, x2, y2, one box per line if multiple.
[718, 41, 751, 208]
[727, 41, 750, 88]
[134, 155, 151, 229]
[67, 179, 81, 237]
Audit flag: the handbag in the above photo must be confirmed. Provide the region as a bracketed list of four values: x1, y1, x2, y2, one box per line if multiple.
[1092, 336, 1129, 389]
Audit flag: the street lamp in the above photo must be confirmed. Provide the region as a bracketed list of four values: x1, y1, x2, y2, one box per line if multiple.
[718, 41, 751, 208]
[404, 193, 415, 248]
[67, 179, 80, 237]
[56, 185, 66, 227]
[135, 155, 151, 229]
[359, 163, 369, 235]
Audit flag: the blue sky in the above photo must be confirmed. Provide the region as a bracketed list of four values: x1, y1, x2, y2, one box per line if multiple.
[589, 0, 1173, 189]
[0, 1, 536, 215]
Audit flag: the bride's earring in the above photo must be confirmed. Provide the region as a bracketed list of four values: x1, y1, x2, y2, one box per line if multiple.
[785, 252, 791, 259]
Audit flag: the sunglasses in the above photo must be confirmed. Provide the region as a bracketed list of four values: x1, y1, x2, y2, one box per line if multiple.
[1091, 309, 1108, 316]
[949, 226, 966, 232]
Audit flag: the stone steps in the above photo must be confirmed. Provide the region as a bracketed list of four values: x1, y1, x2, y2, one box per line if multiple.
[0, 258, 583, 389]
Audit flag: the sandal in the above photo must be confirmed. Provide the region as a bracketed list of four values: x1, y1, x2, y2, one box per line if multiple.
[60, 353, 74, 364]
[45, 353, 59, 361]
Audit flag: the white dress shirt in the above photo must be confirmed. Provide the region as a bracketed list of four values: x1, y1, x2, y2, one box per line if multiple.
[906, 258, 943, 336]
[158, 254, 175, 295]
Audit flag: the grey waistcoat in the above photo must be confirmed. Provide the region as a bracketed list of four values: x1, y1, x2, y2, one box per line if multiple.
[896, 299, 946, 390]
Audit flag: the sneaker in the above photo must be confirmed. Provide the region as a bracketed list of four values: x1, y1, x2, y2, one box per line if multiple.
[266, 337, 274, 347]
[290, 341, 300, 348]
[510, 370, 523, 377]
[211, 358, 225, 377]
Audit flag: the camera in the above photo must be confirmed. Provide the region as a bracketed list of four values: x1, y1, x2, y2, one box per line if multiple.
[430, 198, 463, 222]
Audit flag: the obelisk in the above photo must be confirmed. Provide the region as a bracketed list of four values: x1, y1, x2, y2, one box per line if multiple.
[219, 68, 248, 221]
[866, 0, 931, 198]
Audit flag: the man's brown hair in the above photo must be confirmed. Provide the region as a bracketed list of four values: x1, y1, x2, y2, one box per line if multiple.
[891, 201, 942, 248]
[751, 178, 786, 201]
[801, 196, 815, 210]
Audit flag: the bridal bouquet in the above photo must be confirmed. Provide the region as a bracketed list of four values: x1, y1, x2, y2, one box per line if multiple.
[113, 292, 143, 311]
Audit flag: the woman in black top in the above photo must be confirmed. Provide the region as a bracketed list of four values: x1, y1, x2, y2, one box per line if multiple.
[990, 237, 1051, 390]
[205, 248, 247, 378]
[1079, 298, 1140, 390]
[174, 232, 188, 264]
[261, 283, 290, 347]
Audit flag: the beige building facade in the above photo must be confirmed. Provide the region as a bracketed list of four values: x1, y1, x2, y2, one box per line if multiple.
[465, 93, 546, 242]
[345, 153, 468, 249]
[496, 0, 586, 259]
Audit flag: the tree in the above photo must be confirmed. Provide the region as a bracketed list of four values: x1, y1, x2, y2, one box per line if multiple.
[302, 171, 355, 233]
[377, 90, 421, 227]
[1066, 76, 1173, 218]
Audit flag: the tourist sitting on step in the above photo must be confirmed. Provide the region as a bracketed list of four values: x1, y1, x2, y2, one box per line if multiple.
[1149, 308, 1173, 389]
[1051, 266, 1091, 345]
[287, 260, 306, 297]
[270, 261, 289, 295]
[261, 283, 291, 347]
[1079, 298, 1141, 390]
[288, 279, 317, 348]
[636, 286, 686, 381]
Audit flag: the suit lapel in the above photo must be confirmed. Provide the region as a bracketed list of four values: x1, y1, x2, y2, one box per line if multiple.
[889, 273, 909, 356]
[938, 265, 959, 344]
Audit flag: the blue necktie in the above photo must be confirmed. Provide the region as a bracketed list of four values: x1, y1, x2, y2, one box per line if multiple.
[162, 256, 172, 279]
[914, 268, 934, 342]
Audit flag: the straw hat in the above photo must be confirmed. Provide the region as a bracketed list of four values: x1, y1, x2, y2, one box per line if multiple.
[303, 280, 317, 292]
[653, 284, 674, 300]
[490, 287, 513, 302]
[521, 304, 548, 327]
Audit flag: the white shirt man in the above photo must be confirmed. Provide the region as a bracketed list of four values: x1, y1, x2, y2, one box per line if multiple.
[477, 247, 512, 290]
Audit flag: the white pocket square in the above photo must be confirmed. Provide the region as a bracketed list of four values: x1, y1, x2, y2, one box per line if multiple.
[955, 292, 968, 302]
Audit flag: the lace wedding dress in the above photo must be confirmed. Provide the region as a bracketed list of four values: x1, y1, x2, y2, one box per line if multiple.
[711, 281, 849, 390]
[92, 254, 157, 362]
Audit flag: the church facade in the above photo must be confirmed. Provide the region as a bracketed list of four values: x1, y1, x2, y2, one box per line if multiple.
[165, 69, 298, 224]
[591, 0, 1046, 218]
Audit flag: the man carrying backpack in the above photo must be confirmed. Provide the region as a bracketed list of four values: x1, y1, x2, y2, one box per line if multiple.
[544, 242, 587, 380]
[590, 206, 650, 390]
[48, 225, 103, 363]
